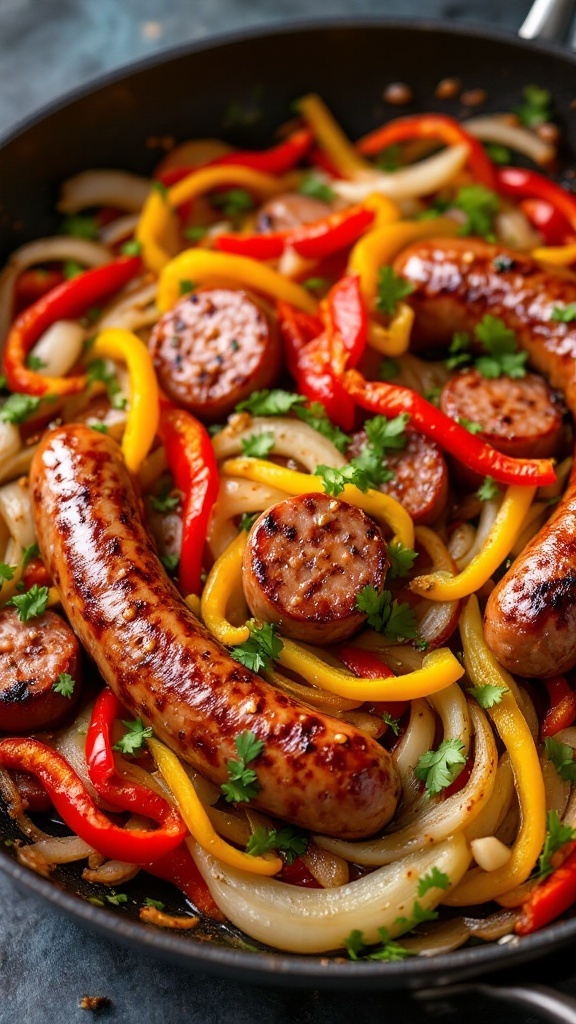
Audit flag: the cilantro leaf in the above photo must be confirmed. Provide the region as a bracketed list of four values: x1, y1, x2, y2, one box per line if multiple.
[474, 315, 528, 379]
[344, 928, 413, 962]
[299, 174, 335, 203]
[150, 482, 181, 513]
[552, 304, 576, 323]
[0, 563, 15, 582]
[376, 266, 415, 317]
[143, 897, 165, 910]
[211, 188, 254, 217]
[417, 867, 451, 897]
[239, 512, 259, 532]
[87, 358, 127, 410]
[477, 475, 501, 502]
[483, 142, 512, 165]
[302, 277, 331, 294]
[414, 738, 467, 797]
[315, 463, 370, 497]
[515, 84, 553, 128]
[26, 354, 47, 370]
[454, 184, 500, 241]
[382, 712, 401, 736]
[230, 621, 283, 673]
[355, 585, 418, 641]
[8, 584, 49, 622]
[184, 225, 209, 243]
[445, 331, 472, 372]
[411, 900, 440, 925]
[113, 718, 154, 755]
[364, 413, 409, 453]
[241, 432, 275, 459]
[458, 417, 483, 435]
[120, 239, 142, 256]
[53, 672, 76, 699]
[376, 144, 403, 171]
[105, 892, 128, 906]
[0, 393, 41, 424]
[544, 737, 576, 782]
[61, 214, 99, 240]
[179, 279, 196, 296]
[246, 825, 308, 864]
[379, 357, 400, 380]
[21, 543, 39, 569]
[236, 389, 306, 416]
[160, 552, 179, 573]
[468, 683, 508, 709]
[63, 259, 84, 280]
[221, 730, 264, 804]
[295, 402, 351, 454]
[538, 810, 576, 879]
[387, 540, 418, 580]
[91, 421, 110, 435]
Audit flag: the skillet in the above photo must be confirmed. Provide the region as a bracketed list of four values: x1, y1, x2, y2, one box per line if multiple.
[1, 10, 576, 1010]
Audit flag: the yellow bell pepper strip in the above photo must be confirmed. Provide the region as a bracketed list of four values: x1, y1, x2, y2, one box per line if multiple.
[409, 484, 536, 601]
[278, 640, 463, 701]
[89, 328, 159, 474]
[531, 241, 576, 267]
[297, 93, 374, 180]
[137, 165, 286, 273]
[343, 369, 557, 488]
[201, 531, 251, 647]
[367, 303, 415, 357]
[444, 595, 546, 905]
[156, 249, 317, 316]
[148, 737, 282, 876]
[220, 456, 415, 549]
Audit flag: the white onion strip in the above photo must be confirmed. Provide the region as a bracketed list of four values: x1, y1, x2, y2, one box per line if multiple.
[463, 115, 555, 166]
[58, 170, 151, 214]
[212, 415, 346, 472]
[189, 833, 471, 953]
[332, 144, 469, 203]
[208, 477, 287, 559]
[29, 320, 85, 378]
[393, 698, 436, 806]
[0, 481, 35, 551]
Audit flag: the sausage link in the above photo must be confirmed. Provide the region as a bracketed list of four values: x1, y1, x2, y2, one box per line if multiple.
[30, 425, 400, 839]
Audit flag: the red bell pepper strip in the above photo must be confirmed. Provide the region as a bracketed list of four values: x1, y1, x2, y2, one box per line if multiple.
[308, 145, 344, 179]
[296, 334, 356, 430]
[0, 736, 186, 864]
[356, 113, 497, 189]
[158, 407, 219, 597]
[14, 268, 64, 312]
[278, 856, 322, 888]
[496, 167, 576, 235]
[144, 841, 224, 918]
[520, 199, 575, 246]
[325, 273, 367, 371]
[343, 369, 556, 487]
[515, 843, 576, 935]
[158, 127, 313, 187]
[541, 677, 576, 739]
[214, 202, 376, 261]
[3, 255, 142, 397]
[276, 300, 323, 378]
[337, 647, 408, 731]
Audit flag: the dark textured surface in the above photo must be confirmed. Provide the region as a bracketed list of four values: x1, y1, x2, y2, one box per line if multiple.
[1, 1, 576, 1021]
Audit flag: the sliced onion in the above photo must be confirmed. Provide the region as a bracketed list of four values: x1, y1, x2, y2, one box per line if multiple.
[495, 206, 542, 251]
[393, 698, 436, 806]
[54, 703, 117, 809]
[400, 917, 471, 956]
[428, 682, 472, 757]
[29, 320, 85, 378]
[454, 496, 501, 570]
[541, 754, 571, 818]
[470, 836, 512, 872]
[212, 415, 346, 473]
[97, 281, 158, 333]
[463, 115, 555, 166]
[189, 833, 471, 953]
[206, 806, 252, 847]
[464, 907, 519, 940]
[266, 667, 362, 713]
[332, 144, 469, 203]
[99, 213, 140, 246]
[82, 859, 140, 884]
[207, 477, 289, 559]
[0, 480, 35, 550]
[58, 170, 151, 214]
[27, 835, 95, 864]
[0, 445, 38, 487]
[466, 753, 514, 841]
[302, 844, 350, 888]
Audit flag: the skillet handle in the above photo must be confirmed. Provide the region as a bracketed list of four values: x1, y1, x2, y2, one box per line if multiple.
[518, 0, 574, 41]
[415, 982, 576, 1023]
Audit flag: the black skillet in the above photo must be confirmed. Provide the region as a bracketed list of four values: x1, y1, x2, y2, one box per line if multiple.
[2, 8, 576, 1013]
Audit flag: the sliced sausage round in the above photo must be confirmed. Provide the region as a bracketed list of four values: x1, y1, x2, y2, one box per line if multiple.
[440, 368, 564, 461]
[242, 492, 389, 644]
[0, 608, 82, 733]
[256, 192, 332, 233]
[347, 430, 449, 524]
[148, 287, 282, 422]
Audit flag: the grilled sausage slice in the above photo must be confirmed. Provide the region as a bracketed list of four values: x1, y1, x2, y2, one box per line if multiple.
[148, 288, 281, 422]
[394, 237, 576, 677]
[30, 425, 400, 838]
[347, 430, 449, 524]
[242, 493, 389, 644]
[0, 608, 82, 732]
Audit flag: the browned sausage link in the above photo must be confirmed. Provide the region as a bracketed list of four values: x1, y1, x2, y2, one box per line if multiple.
[0, 608, 82, 732]
[347, 430, 449, 524]
[30, 425, 400, 838]
[394, 237, 576, 677]
[242, 493, 389, 645]
[148, 288, 282, 422]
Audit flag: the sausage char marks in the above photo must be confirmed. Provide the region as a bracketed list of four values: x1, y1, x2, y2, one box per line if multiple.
[148, 287, 281, 422]
[242, 492, 389, 644]
[30, 425, 400, 838]
[394, 236, 576, 677]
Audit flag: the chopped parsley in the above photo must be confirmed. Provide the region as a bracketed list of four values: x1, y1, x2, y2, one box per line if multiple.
[376, 266, 415, 317]
[355, 585, 418, 641]
[63, 259, 85, 280]
[21, 543, 39, 569]
[241, 432, 275, 459]
[379, 357, 400, 381]
[120, 239, 142, 256]
[160, 552, 179, 574]
[112, 718, 154, 755]
[8, 584, 49, 622]
[467, 683, 508, 709]
[395, 900, 439, 929]
[376, 144, 403, 171]
[544, 737, 576, 782]
[143, 897, 165, 910]
[295, 402, 351, 454]
[239, 512, 259, 532]
[416, 867, 451, 897]
[446, 316, 527, 380]
[414, 738, 467, 797]
[246, 825, 308, 863]
[302, 277, 331, 294]
[345, 928, 414, 962]
[315, 463, 370, 497]
[61, 214, 99, 240]
[150, 482, 181, 513]
[382, 712, 401, 736]
[341, 413, 409, 493]
[184, 225, 209, 243]
[552, 304, 576, 323]
[483, 142, 512, 165]
[538, 810, 576, 879]
[87, 358, 127, 410]
[446, 331, 473, 372]
[0, 393, 41, 424]
[179, 279, 196, 296]
[515, 84, 553, 128]
[221, 730, 264, 804]
[151, 179, 169, 200]
[458, 417, 483, 435]
[453, 184, 500, 241]
[0, 563, 15, 582]
[477, 475, 501, 502]
[298, 173, 335, 204]
[236, 389, 306, 417]
[53, 672, 76, 699]
[230, 620, 283, 673]
[387, 540, 418, 580]
[105, 892, 128, 907]
[90, 422, 109, 434]
[26, 354, 47, 370]
[211, 188, 255, 217]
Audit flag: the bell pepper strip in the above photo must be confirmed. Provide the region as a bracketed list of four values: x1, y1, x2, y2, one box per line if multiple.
[158, 127, 314, 186]
[367, 303, 415, 358]
[15, 268, 64, 311]
[221, 456, 415, 549]
[276, 300, 323, 378]
[278, 856, 322, 888]
[148, 737, 282, 876]
[137, 166, 285, 273]
[531, 241, 576, 267]
[292, 334, 357, 431]
[515, 843, 576, 935]
[342, 369, 557, 488]
[89, 328, 159, 475]
[496, 167, 576, 235]
[201, 532, 251, 647]
[409, 485, 536, 601]
[336, 646, 395, 681]
[541, 676, 576, 739]
[521, 199, 574, 247]
[325, 273, 367, 370]
[297, 93, 374, 180]
[0, 736, 186, 864]
[158, 407, 219, 597]
[356, 113, 497, 189]
[2, 255, 142, 397]
[145, 840, 224, 919]
[156, 249, 317, 315]
[278, 640, 463, 701]
[444, 596, 546, 905]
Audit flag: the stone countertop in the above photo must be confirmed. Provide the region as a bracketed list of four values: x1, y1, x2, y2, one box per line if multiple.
[1, 1, 576, 1021]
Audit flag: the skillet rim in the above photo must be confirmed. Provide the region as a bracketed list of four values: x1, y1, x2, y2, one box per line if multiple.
[1, 15, 576, 988]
